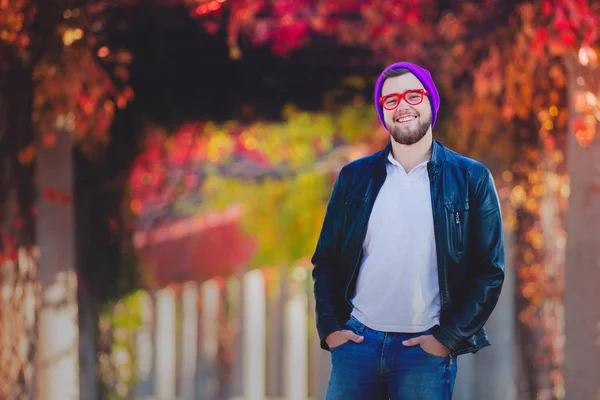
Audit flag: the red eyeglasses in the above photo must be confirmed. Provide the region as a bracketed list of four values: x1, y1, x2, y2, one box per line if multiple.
[379, 89, 429, 110]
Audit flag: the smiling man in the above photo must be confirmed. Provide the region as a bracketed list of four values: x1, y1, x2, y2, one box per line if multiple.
[311, 61, 505, 399]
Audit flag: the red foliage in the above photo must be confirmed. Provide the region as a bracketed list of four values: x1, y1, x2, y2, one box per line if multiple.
[135, 212, 256, 286]
[186, 0, 600, 61]
[189, 0, 432, 57]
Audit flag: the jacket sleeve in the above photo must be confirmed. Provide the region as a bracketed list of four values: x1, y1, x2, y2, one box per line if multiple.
[432, 167, 505, 353]
[311, 167, 347, 351]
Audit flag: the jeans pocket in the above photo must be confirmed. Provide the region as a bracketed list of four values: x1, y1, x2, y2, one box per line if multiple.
[418, 345, 449, 360]
[330, 319, 359, 351]
[330, 339, 353, 351]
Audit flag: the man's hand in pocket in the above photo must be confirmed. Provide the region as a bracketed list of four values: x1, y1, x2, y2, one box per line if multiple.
[402, 335, 450, 357]
[325, 330, 364, 349]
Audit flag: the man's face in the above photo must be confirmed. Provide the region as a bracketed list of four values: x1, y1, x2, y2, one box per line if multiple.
[380, 73, 432, 145]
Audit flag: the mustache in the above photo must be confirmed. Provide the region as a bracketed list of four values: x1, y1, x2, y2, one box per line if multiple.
[393, 110, 418, 120]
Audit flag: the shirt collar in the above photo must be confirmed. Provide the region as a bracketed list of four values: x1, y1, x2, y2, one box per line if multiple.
[386, 152, 430, 172]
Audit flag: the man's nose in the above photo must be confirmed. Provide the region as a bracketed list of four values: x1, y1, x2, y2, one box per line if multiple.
[396, 100, 412, 111]
[399, 97, 414, 108]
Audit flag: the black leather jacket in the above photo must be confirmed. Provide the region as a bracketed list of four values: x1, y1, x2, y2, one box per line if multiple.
[311, 140, 505, 356]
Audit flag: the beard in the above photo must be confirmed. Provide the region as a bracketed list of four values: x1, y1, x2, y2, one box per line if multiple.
[388, 114, 432, 145]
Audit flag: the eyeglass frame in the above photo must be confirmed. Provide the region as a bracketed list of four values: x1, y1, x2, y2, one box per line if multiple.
[379, 89, 430, 110]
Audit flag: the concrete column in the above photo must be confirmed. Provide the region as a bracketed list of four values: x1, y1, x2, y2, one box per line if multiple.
[35, 129, 79, 400]
[179, 282, 199, 400]
[135, 291, 155, 398]
[470, 229, 516, 400]
[198, 279, 220, 400]
[226, 277, 244, 399]
[155, 288, 176, 400]
[243, 270, 266, 400]
[284, 267, 309, 400]
[565, 55, 600, 400]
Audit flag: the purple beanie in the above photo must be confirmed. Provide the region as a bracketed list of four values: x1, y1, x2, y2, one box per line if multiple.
[374, 61, 441, 130]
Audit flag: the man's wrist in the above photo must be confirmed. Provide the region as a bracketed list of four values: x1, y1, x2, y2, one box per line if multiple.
[430, 325, 460, 353]
[318, 317, 341, 350]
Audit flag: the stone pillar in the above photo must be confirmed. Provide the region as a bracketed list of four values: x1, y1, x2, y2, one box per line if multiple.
[473, 229, 516, 400]
[284, 267, 309, 400]
[226, 276, 244, 399]
[155, 288, 176, 400]
[266, 269, 284, 399]
[453, 353, 475, 400]
[180, 282, 199, 400]
[243, 270, 266, 400]
[307, 266, 331, 400]
[35, 129, 79, 400]
[135, 291, 155, 398]
[198, 279, 221, 400]
[565, 54, 600, 400]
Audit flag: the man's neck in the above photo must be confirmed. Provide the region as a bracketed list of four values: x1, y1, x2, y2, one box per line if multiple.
[390, 130, 433, 173]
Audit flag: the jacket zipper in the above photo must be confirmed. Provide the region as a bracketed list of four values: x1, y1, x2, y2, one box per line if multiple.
[428, 166, 450, 323]
[455, 211, 462, 251]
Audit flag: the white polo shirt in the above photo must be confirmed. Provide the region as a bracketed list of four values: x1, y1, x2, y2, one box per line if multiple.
[350, 152, 441, 332]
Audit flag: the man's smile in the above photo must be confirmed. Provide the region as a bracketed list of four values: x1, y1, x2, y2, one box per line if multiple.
[395, 114, 418, 124]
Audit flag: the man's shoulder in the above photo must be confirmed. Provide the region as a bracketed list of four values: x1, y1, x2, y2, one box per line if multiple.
[339, 147, 385, 176]
[442, 146, 489, 178]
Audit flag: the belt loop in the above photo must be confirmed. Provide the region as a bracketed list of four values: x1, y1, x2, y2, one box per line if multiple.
[348, 316, 366, 334]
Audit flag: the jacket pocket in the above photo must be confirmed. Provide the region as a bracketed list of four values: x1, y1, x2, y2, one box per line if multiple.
[444, 202, 469, 253]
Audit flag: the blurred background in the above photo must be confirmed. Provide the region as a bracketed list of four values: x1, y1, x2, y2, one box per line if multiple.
[1, 0, 599, 399]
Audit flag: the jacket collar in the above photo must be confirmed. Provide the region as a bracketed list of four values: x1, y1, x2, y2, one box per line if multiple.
[377, 139, 445, 176]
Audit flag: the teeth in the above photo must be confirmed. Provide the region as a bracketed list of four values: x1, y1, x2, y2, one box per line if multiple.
[396, 115, 417, 123]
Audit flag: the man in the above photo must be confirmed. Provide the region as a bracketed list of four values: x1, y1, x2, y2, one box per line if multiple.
[311, 61, 505, 399]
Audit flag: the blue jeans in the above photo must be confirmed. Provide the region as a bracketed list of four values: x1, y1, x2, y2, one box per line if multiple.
[326, 316, 458, 400]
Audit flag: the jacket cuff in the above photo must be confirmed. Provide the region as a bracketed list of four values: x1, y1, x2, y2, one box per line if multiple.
[431, 325, 463, 353]
[317, 317, 341, 351]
